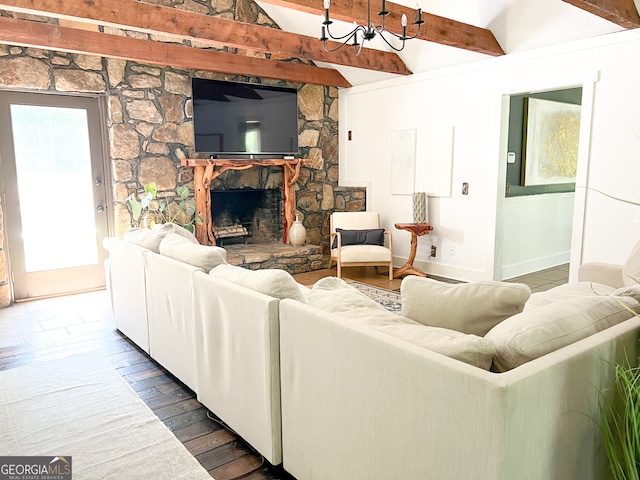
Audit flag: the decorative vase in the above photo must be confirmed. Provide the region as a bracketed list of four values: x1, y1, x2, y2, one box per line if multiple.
[289, 214, 306, 247]
[412, 192, 427, 223]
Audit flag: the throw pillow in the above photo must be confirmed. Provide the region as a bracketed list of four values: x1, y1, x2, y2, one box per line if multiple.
[308, 277, 495, 370]
[485, 294, 640, 372]
[123, 228, 163, 253]
[331, 228, 385, 249]
[623, 239, 640, 287]
[372, 323, 496, 371]
[159, 233, 227, 271]
[401, 276, 531, 336]
[152, 222, 199, 244]
[613, 284, 640, 303]
[210, 263, 307, 303]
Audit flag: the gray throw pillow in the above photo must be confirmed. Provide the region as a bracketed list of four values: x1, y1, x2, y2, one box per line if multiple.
[331, 228, 385, 249]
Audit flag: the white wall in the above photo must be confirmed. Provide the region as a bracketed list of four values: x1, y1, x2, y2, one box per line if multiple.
[339, 29, 640, 282]
[502, 193, 574, 279]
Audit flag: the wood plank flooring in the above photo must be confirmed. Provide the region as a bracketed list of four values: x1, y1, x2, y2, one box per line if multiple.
[0, 290, 294, 480]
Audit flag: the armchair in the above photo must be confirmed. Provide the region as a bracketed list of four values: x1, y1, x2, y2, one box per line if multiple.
[578, 238, 640, 288]
[329, 211, 393, 280]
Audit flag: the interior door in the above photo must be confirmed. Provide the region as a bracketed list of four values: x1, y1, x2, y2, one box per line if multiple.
[0, 91, 109, 300]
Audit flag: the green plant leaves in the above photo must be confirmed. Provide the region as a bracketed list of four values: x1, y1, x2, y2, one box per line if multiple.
[127, 182, 199, 231]
[601, 363, 640, 480]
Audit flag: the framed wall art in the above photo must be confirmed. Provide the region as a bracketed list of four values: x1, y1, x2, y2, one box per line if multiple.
[522, 98, 580, 186]
[390, 128, 416, 195]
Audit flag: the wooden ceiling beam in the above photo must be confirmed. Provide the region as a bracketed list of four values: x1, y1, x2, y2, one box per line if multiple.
[258, 0, 505, 56]
[0, 16, 352, 87]
[562, 0, 640, 29]
[0, 0, 412, 76]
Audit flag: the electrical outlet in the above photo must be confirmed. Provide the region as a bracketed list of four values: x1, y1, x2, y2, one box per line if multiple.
[430, 245, 436, 257]
[449, 245, 455, 255]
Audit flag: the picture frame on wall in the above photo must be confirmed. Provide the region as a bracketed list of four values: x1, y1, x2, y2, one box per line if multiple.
[390, 129, 416, 195]
[522, 98, 580, 186]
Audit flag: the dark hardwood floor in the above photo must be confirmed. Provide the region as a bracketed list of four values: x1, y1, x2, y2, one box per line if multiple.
[0, 290, 294, 480]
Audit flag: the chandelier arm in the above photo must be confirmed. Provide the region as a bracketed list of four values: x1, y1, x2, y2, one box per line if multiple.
[376, 30, 406, 51]
[322, 39, 354, 53]
[325, 23, 366, 42]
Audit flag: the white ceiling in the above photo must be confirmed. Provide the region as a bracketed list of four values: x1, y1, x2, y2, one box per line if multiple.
[256, 0, 634, 86]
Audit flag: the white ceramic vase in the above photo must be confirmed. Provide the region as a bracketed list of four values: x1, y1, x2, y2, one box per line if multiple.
[289, 214, 306, 247]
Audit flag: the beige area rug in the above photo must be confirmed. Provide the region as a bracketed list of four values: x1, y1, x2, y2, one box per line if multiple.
[0, 355, 212, 480]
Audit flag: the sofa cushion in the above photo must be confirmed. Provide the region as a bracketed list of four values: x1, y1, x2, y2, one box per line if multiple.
[486, 294, 640, 372]
[401, 276, 531, 336]
[159, 233, 227, 271]
[338, 245, 392, 263]
[123, 228, 162, 252]
[331, 228, 385, 249]
[152, 222, 199, 244]
[623, 239, 640, 287]
[373, 323, 496, 371]
[309, 277, 397, 317]
[210, 264, 307, 303]
[309, 277, 495, 370]
[123, 223, 198, 253]
[524, 282, 616, 310]
[613, 284, 640, 303]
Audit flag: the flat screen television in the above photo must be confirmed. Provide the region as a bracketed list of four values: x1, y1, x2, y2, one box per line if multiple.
[192, 78, 299, 156]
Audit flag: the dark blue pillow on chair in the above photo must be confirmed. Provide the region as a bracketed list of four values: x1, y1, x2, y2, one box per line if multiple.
[331, 228, 385, 249]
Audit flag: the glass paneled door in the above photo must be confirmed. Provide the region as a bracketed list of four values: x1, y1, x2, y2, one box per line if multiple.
[0, 92, 109, 300]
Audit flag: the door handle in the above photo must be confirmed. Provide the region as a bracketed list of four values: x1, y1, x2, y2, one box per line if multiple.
[95, 178, 102, 186]
[97, 206, 105, 213]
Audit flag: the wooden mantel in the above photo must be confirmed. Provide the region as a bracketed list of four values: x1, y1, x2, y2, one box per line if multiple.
[181, 158, 312, 245]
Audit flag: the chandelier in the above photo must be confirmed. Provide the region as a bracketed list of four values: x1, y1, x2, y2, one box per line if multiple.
[320, 0, 424, 55]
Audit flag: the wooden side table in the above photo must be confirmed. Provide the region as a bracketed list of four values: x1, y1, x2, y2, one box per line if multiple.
[393, 223, 434, 278]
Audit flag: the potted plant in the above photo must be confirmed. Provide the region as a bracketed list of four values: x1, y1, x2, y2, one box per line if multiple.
[127, 182, 202, 233]
[595, 189, 640, 479]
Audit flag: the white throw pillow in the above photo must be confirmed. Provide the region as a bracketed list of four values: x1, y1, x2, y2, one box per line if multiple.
[623, 239, 640, 287]
[309, 277, 495, 370]
[309, 277, 388, 314]
[525, 282, 615, 310]
[373, 323, 496, 371]
[210, 263, 306, 303]
[123, 228, 163, 253]
[613, 284, 640, 303]
[401, 276, 531, 336]
[159, 233, 227, 271]
[152, 222, 199, 244]
[486, 294, 640, 372]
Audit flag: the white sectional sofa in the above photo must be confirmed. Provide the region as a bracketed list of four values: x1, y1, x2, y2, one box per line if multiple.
[279, 275, 640, 480]
[106, 223, 309, 466]
[107, 224, 640, 479]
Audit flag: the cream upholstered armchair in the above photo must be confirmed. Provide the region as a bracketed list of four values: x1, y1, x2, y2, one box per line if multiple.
[578, 238, 640, 288]
[329, 211, 393, 280]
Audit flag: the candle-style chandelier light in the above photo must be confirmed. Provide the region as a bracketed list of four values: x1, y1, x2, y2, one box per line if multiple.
[320, 0, 424, 56]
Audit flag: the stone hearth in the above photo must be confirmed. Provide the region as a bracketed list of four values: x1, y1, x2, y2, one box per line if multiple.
[225, 243, 326, 274]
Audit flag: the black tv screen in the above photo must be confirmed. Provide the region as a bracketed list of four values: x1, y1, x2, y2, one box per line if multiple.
[192, 78, 299, 156]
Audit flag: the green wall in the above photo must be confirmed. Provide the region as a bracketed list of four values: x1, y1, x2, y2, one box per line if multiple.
[506, 87, 582, 197]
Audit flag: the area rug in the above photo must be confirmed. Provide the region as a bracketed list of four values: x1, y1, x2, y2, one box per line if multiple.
[0, 355, 211, 480]
[349, 281, 402, 314]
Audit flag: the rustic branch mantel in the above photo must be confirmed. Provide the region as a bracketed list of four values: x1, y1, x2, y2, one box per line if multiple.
[181, 158, 312, 245]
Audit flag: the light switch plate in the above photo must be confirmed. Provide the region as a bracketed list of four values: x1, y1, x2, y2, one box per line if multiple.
[507, 152, 516, 164]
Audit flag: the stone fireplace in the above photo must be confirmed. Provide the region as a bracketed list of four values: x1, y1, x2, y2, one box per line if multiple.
[211, 188, 282, 245]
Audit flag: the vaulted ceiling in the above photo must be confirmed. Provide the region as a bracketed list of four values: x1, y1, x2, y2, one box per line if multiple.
[0, 0, 638, 87]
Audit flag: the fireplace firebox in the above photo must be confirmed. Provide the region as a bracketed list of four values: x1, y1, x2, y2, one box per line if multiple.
[211, 189, 283, 245]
